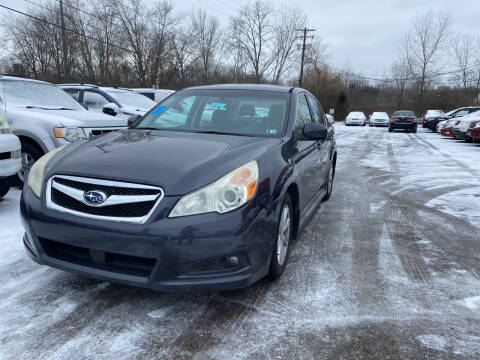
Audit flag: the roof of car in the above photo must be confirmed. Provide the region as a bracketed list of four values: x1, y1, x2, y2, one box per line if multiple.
[183, 84, 294, 93]
[0, 75, 50, 84]
[132, 88, 175, 93]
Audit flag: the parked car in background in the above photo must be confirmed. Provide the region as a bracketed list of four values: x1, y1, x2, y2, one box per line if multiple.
[422, 109, 444, 128]
[369, 112, 389, 127]
[326, 114, 335, 126]
[452, 110, 480, 142]
[59, 84, 156, 119]
[467, 122, 480, 142]
[440, 119, 457, 138]
[426, 106, 480, 132]
[20, 84, 337, 292]
[0, 76, 127, 182]
[345, 111, 366, 126]
[389, 110, 417, 133]
[0, 114, 22, 198]
[436, 119, 448, 132]
[132, 88, 175, 103]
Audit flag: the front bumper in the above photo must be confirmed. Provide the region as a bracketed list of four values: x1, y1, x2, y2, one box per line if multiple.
[441, 127, 454, 137]
[20, 185, 274, 292]
[453, 129, 471, 141]
[346, 120, 365, 125]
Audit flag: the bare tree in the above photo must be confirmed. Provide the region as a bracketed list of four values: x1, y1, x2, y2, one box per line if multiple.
[403, 10, 450, 112]
[391, 57, 411, 109]
[270, 4, 306, 84]
[450, 33, 477, 89]
[230, 0, 276, 82]
[189, 9, 221, 83]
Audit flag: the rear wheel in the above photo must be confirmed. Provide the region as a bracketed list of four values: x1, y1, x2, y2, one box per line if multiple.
[323, 161, 335, 201]
[268, 194, 292, 281]
[18, 142, 43, 184]
[0, 177, 11, 199]
[388, 127, 393, 133]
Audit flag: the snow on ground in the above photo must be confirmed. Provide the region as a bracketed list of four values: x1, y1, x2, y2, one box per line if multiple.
[0, 125, 480, 359]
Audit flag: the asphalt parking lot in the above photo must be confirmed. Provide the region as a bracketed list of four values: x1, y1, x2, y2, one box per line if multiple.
[1, 125, 480, 359]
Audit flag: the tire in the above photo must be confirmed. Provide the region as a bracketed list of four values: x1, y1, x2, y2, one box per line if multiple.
[412, 128, 417, 133]
[268, 194, 293, 281]
[388, 127, 393, 133]
[323, 160, 335, 202]
[18, 142, 44, 184]
[0, 177, 11, 199]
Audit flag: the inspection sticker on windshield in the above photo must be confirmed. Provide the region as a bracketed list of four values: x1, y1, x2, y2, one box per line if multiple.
[152, 105, 167, 114]
[210, 103, 226, 108]
[267, 129, 277, 135]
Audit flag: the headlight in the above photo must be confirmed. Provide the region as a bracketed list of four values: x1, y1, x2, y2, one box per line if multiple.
[169, 161, 259, 217]
[0, 115, 11, 134]
[53, 127, 86, 142]
[28, 146, 64, 198]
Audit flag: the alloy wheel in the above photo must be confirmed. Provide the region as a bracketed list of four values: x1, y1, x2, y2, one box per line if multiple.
[18, 152, 35, 183]
[277, 204, 291, 266]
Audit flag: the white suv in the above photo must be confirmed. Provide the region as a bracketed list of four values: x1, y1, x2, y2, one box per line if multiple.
[369, 112, 389, 127]
[0, 115, 21, 198]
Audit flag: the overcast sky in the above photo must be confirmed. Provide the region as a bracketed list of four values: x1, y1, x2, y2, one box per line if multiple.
[1, 0, 479, 77]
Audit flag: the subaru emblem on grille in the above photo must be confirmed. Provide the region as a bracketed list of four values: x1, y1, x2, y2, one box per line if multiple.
[83, 190, 108, 205]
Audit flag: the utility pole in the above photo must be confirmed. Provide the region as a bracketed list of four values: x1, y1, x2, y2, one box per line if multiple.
[59, 0, 68, 79]
[296, 28, 315, 88]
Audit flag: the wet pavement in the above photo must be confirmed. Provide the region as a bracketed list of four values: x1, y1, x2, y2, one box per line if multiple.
[1, 125, 480, 359]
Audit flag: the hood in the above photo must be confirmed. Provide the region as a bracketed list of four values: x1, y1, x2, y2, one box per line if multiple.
[120, 106, 149, 115]
[49, 130, 281, 195]
[8, 107, 127, 127]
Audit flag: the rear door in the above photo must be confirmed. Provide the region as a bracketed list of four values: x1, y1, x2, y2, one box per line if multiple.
[293, 94, 323, 210]
[306, 94, 331, 185]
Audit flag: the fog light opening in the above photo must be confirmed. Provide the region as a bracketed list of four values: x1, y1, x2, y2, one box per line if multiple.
[225, 256, 239, 267]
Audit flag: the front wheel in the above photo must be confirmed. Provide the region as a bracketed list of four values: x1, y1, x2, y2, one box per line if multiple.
[268, 194, 293, 281]
[0, 177, 11, 199]
[18, 142, 43, 184]
[388, 127, 393, 133]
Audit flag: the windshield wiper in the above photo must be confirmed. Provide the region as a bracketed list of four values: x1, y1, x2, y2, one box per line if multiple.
[26, 105, 75, 110]
[192, 130, 256, 137]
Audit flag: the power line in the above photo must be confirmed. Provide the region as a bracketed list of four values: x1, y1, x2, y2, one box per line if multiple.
[0, 4, 133, 54]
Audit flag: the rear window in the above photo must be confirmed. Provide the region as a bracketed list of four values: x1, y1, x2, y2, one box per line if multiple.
[347, 112, 365, 118]
[394, 111, 415, 117]
[137, 89, 290, 138]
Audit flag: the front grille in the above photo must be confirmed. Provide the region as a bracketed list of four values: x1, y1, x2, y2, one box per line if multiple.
[54, 177, 159, 196]
[39, 238, 156, 277]
[0, 152, 10, 160]
[46, 175, 164, 224]
[52, 188, 156, 217]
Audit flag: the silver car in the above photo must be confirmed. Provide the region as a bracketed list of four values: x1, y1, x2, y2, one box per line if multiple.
[0, 76, 127, 182]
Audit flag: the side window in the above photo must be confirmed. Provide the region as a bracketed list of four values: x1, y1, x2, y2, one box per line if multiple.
[83, 91, 109, 110]
[307, 94, 326, 125]
[454, 109, 468, 117]
[295, 94, 313, 138]
[63, 89, 81, 102]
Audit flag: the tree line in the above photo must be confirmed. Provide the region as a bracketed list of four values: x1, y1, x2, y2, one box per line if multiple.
[1, 1, 480, 119]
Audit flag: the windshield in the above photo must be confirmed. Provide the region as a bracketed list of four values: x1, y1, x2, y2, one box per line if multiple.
[347, 112, 365, 118]
[105, 90, 156, 110]
[0, 79, 84, 110]
[394, 111, 415, 117]
[136, 89, 289, 138]
[425, 110, 444, 117]
[372, 112, 389, 119]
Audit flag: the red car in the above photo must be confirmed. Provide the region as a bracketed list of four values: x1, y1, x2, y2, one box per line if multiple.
[467, 125, 480, 142]
[441, 125, 455, 137]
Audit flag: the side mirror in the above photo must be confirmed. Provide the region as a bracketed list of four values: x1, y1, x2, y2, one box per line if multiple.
[102, 103, 119, 116]
[327, 116, 335, 126]
[128, 115, 142, 128]
[303, 123, 328, 141]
